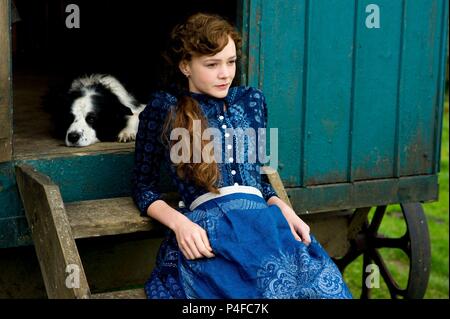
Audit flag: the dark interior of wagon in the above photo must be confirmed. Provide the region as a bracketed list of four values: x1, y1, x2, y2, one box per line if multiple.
[12, 0, 237, 159]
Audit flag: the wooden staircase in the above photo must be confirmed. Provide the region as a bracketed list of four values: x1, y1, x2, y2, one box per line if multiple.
[15, 164, 291, 299]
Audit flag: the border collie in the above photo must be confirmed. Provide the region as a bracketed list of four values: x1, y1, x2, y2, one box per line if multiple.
[44, 74, 146, 147]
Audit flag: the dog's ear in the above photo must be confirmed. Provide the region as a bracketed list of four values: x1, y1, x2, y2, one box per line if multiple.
[116, 103, 134, 117]
[42, 82, 80, 139]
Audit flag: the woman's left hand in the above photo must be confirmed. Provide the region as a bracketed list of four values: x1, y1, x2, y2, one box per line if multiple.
[268, 196, 311, 245]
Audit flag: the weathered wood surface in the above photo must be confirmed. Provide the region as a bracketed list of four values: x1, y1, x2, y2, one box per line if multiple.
[249, 0, 447, 186]
[0, 0, 12, 163]
[65, 195, 180, 239]
[302, 210, 352, 258]
[91, 288, 146, 299]
[261, 166, 292, 208]
[15, 164, 90, 298]
[66, 197, 153, 239]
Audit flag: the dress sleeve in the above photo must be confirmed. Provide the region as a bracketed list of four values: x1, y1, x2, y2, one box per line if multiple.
[259, 91, 279, 201]
[132, 94, 167, 216]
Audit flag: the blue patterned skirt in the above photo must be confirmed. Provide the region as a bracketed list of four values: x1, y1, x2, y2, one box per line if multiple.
[145, 193, 352, 299]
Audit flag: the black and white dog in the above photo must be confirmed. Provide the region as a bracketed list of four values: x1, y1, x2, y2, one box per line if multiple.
[44, 74, 146, 147]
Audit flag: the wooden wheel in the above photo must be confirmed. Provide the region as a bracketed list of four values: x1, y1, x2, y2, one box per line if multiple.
[334, 203, 431, 299]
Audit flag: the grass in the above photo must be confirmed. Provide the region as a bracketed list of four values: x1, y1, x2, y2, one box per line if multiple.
[342, 92, 449, 299]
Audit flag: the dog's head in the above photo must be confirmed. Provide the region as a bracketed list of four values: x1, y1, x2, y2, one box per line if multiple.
[64, 84, 133, 147]
[45, 77, 135, 147]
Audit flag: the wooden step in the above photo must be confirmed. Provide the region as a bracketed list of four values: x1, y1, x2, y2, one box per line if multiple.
[16, 163, 289, 299]
[65, 194, 181, 239]
[91, 288, 146, 299]
[15, 164, 91, 298]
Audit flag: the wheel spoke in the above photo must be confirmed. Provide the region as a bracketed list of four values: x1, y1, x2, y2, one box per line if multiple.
[368, 248, 406, 298]
[361, 254, 372, 299]
[333, 248, 362, 272]
[368, 206, 386, 233]
[372, 235, 409, 253]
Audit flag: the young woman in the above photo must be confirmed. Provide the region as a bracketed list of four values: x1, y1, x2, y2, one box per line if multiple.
[132, 13, 352, 299]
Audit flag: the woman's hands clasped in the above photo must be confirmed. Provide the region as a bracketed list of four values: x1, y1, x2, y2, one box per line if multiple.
[173, 217, 215, 260]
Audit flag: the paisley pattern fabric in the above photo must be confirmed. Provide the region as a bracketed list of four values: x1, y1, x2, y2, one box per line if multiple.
[132, 86, 278, 216]
[144, 193, 352, 299]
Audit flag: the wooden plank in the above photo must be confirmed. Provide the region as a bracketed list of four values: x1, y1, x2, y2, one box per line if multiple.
[15, 164, 90, 299]
[0, 0, 12, 163]
[433, 0, 449, 174]
[304, 0, 354, 185]
[66, 194, 180, 239]
[399, 0, 446, 176]
[91, 288, 146, 299]
[261, 166, 292, 208]
[259, 0, 305, 187]
[20, 153, 137, 203]
[66, 197, 153, 239]
[302, 210, 353, 258]
[288, 174, 438, 214]
[236, 0, 249, 85]
[352, 0, 403, 181]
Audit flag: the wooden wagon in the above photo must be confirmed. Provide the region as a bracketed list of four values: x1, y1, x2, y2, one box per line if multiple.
[0, 0, 448, 299]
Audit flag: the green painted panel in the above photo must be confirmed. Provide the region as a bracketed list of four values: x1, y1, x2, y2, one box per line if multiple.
[304, 0, 355, 185]
[19, 153, 174, 203]
[288, 174, 438, 214]
[0, 162, 22, 219]
[399, 0, 447, 176]
[19, 154, 135, 203]
[259, 0, 305, 186]
[352, 0, 403, 181]
[0, 217, 31, 248]
[434, 0, 449, 174]
[248, 0, 447, 186]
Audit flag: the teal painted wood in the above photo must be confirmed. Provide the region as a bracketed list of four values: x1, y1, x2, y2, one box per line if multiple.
[434, 0, 449, 174]
[0, 0, 447, 249]
[352, 0, 403, 181]
[0, 162, 22, 219]
[0, 162, 31, 248]
[258, 0, 305, 186]
[18, 154, 135, 202]
[247, 0, 448, 187]
[304, 0, 355, 185]
[18, 153, 174, 203]
[399, 0, 447, 177]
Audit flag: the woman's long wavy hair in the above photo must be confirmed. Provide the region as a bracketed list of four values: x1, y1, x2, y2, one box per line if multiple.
[161, 13, 242, 194]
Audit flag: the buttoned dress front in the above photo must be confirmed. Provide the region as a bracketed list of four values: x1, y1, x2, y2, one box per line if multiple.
[132, 86, 352, 299]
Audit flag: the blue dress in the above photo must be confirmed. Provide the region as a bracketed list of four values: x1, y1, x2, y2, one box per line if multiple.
[132, 86, 352, 299]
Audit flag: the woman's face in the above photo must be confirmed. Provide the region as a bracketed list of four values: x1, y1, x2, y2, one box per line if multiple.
[180, 36, 237, 99]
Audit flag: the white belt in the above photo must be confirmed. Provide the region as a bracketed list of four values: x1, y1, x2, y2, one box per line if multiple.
[188, 185, 263, 211]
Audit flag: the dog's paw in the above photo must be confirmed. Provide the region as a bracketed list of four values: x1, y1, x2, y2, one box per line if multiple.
[118, 129, 136, 143]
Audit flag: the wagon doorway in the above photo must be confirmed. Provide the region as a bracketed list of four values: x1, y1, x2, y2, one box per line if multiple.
[11, 0, 238, 160]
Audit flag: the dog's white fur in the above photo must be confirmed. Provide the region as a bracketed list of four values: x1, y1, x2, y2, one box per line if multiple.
[66, 74, 146, 147]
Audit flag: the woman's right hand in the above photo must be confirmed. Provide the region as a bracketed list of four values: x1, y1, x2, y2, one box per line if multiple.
[172, 216, 215, 260]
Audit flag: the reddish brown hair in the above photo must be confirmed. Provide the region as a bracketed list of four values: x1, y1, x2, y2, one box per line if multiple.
[161, 13, 242, 193]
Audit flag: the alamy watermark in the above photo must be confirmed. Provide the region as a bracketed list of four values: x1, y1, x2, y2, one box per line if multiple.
[365, 263, 380, 289]
[366, 4, 381, 29]
[65, 264, 80, 289]
[65, 3, 381, 30]
[169, 121, 278, 174]
[65, 4, 80, 29]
